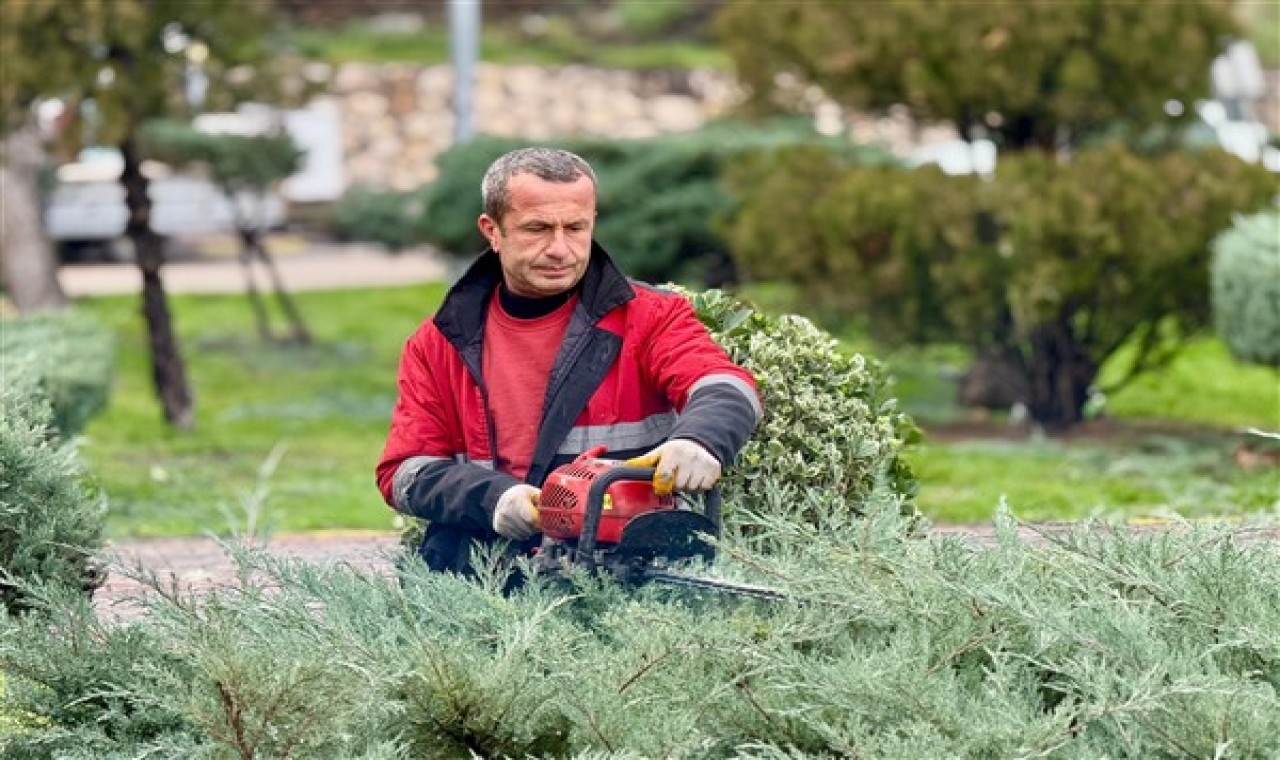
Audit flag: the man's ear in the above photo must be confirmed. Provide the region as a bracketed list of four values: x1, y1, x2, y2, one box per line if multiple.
[477, 215, 500, 250]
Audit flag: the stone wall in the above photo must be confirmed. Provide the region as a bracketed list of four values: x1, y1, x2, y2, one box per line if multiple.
[1261, 70, 1280, 135]
[325, 61, 960, 191]
[326, 60, 1280, 191]
[330, 62, 742, 191]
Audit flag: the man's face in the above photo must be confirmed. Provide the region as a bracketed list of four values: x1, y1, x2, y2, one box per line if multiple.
[478, 173, 596, 298]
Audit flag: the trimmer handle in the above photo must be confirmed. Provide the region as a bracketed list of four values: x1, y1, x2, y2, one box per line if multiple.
[575, 466, 722, 568]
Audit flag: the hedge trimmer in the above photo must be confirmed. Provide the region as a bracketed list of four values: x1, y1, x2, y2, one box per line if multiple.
[530, 446, 786, 602]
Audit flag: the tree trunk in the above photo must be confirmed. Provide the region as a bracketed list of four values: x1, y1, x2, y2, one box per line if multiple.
[234, 228, 274, 342]
[957, 346, 1029, 412]
[120, 134, 194, 429]
[1025, 320, 1097, 430]
[0, 122, 67, 314]
[243, 227, 312, 346]
[227, 189, 312, 346]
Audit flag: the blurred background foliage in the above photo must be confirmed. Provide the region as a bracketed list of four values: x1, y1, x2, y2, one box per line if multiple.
[323, 0, 1277, 429]
[269, 0, 1280, 70]
[724, 143, 1274, 426]
[1210, 210, 1280, 367]
[275, 0, 729, 69]
[310, 0, 1277, 522]
[381, 119, 895, 284]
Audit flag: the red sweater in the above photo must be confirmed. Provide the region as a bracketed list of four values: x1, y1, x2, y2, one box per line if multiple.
[482, 294, 576, 480]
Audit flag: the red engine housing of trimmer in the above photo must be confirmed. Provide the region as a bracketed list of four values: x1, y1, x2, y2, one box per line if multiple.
[539, 446, 674, 545]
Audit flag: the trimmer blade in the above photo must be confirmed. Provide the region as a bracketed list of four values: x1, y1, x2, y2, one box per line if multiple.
[615, 510, 717, 563]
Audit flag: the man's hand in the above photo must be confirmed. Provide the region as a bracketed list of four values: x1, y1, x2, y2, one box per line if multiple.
[625, 439, 721, 495]
[493, 484, 541, 540]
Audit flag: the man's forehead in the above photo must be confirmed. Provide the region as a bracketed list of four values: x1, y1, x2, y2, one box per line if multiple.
[507, 174, 596, 212]
[508, 171, 594, 192]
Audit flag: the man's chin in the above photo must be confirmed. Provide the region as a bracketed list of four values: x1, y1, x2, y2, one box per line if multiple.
[533, 274, 579, 294]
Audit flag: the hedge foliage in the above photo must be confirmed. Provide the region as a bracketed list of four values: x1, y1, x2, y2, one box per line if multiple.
[0, 312, 114, 440]
[413, 120, 894, 284]
[1, 312, 111, 615]
[331, 184, 433, 251]
[1211, 210, 1280, 367]
[4, 506, 1278, 757]
[685, 287, 918, 528]
[0, 382, 106, 617]
[727, 143, 1275, 348]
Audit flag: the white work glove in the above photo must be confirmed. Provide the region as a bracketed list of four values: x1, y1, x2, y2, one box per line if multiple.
[493, 484, 541, 540]
[625, 439, 721, 495]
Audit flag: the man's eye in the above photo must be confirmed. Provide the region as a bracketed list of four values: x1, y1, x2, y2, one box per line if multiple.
[567, 223, 590, 232]
[523, 224, 550, 234]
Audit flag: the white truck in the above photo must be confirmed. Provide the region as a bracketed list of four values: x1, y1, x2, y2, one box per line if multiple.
[45, 102, 343, 261]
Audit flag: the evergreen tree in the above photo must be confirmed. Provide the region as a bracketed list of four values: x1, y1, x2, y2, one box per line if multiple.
[714, 0, 1271, 428]
[717, 0, 1238, 151]
[1, 0, 290, 429]
[143, 120, 312, 345]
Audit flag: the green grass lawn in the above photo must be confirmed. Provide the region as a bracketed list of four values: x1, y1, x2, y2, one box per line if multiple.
[1100, 336, 1280, 430]
[911, 429, 1278, 523]
[867, 336, 1279, 523]
[286, 20, 729, 70]
[76, 285, 445, 538]
[74, 284, 1277, 537]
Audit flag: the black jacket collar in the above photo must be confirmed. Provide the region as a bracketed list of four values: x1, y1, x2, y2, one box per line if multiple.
[433, 241, 635, 350]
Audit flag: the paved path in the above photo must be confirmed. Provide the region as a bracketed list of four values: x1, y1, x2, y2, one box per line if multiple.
[59, 239, 448, 297]
[92, 522, 1280, 623]
[95, 532, 402, 623]
[93, 528, 1006, 622]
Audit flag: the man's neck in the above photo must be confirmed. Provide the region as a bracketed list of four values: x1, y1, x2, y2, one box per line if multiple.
[498, 284, 575, 319]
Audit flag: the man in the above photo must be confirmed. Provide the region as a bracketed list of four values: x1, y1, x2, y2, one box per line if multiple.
[376, 147, 761, 574]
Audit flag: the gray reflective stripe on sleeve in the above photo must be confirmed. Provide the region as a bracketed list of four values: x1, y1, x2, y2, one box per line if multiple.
[393, 455, 452, 510]
[393, 455, 495, 509]
[451, 453, 494, 469]
[690, 373, 763, 423]
[556, 411, 677, 456]
[470, 459, 494, 470]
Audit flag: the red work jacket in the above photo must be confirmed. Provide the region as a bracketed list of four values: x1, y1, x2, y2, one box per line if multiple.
[376, 243, 761, 573]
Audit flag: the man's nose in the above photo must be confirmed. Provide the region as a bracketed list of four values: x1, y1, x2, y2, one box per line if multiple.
[545, 226, 572, 256]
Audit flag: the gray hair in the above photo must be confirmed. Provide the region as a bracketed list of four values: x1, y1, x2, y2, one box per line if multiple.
[481, 147, 597, 222]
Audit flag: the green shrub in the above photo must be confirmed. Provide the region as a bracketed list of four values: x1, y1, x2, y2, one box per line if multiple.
[0, 380, 106, 616]
[725, 143, 1276, 427]
[615, 0, 705, 38]
[724, 146, 990, 340]
[415, 134, 531, 257]
[142, 120, 303, 192]
[330, 184, 432, 251]
[594, 139, 737, 284]
[1211, 210, 1280, 367]
[686, 287, 919, 528]
[416, 122, 893, 284]
[4, 511, 1279, 756]
[0, 312, 114, 439]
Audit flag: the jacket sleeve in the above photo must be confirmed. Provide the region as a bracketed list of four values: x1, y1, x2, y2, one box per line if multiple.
[641, 294, 763, 466]
[375, 325, 520, 536]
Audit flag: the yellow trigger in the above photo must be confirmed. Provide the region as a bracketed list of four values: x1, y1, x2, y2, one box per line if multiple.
[603, 493, 613, 511]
